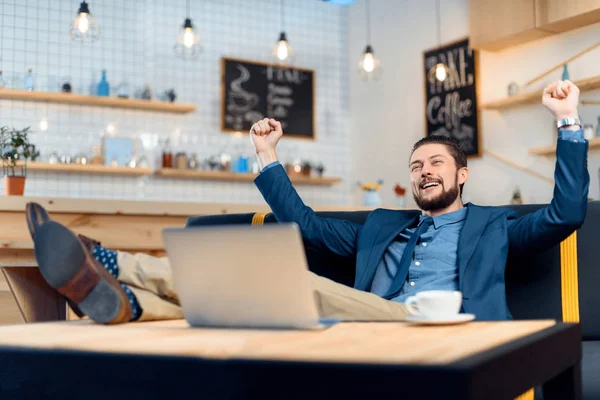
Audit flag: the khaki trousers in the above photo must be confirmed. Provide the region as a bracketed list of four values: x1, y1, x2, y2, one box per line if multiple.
[116, 251, 409, 322]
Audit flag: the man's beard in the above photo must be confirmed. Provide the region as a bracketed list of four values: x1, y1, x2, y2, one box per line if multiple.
[413, 176, 460, 212]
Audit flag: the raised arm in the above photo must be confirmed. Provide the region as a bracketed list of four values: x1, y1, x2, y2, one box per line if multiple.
[251, 118, 361, 257]
[508, 80, 589, 254]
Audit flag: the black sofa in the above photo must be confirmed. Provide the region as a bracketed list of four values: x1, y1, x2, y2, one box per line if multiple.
[187, 202, 600, 400]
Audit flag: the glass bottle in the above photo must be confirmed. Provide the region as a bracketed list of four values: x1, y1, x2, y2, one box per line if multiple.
[24, 68, 35, 91]
[188, 153, 199, 169]
[162, 139, 173, 168]
[97, 70, 110, 97]
[0, 70, 5, 88]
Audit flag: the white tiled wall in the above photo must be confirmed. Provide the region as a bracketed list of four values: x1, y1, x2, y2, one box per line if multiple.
[0, 0, 351, 205]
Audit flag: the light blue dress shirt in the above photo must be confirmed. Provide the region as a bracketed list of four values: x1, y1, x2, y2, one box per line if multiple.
[370, 207, 467, 302]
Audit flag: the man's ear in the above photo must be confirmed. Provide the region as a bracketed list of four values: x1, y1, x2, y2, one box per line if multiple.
[458, 167, 468, 185]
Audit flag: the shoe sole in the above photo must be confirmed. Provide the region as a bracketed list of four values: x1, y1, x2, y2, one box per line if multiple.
[34, 221, 132, 324]
[26, 203, 86, 319]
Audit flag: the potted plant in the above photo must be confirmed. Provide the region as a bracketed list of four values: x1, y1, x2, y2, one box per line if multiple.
[358, 179, 384, 206]
[394, 183, 407, 208]
[0, 126, 39, 196]
[301, 160, 312, 177]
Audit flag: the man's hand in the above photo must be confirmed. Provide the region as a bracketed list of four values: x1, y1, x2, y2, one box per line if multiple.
[542, 80, 580, 122]
[250, 118, 283, 169]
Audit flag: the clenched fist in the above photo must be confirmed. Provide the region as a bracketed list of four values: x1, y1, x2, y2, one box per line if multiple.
[250, 118, 283, 169]
[542, 80, 579, 121]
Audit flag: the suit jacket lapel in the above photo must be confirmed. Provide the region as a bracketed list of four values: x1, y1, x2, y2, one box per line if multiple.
[458, 204, 490, 280]
[355, 214, 419, 291]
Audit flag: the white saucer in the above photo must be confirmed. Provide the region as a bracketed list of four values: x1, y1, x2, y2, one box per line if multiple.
[405, 313, 475, 325]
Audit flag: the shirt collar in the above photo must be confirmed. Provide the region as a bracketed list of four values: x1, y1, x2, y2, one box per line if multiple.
[419, 206, 467, 229]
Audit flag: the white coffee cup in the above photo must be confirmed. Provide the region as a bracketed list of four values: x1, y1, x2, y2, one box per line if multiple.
[405, 290, 462, 319]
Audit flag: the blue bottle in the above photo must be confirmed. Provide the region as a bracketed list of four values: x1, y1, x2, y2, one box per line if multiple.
[24, 68, 35, 91]
[97, 70, 110, 96]
[237, 156, 248, 173]
[562, 64, 570, 81]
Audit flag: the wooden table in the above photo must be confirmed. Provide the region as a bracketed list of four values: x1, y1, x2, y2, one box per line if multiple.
[0, 319, 581, 399]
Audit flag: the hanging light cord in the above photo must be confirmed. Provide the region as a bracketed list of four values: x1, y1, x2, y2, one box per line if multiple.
[366, 0, 371, 45]
[436, 0, 441, 47]
[281, 0, 285, 32]
[186, 0, 190, 18]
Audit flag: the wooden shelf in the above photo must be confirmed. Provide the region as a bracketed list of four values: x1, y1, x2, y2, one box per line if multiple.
[155, 168, 342, 186]
[0, 89, 196, 114]
[481, 75, 600, 110]
[529, 137, 600, 155]
[25, 162, 152, 176]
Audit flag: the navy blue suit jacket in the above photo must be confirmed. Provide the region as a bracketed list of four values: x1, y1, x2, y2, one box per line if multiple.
[254, 140, 589, 320]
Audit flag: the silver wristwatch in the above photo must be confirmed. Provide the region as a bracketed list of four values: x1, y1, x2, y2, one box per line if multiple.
[556, 117, 581, 129]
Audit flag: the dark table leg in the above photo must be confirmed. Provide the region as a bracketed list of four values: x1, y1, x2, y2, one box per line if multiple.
[542, 361, 582, 400]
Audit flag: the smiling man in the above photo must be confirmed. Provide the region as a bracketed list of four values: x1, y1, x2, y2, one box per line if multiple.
[25, 80, 589, 324]
[251, 79, 589, 319]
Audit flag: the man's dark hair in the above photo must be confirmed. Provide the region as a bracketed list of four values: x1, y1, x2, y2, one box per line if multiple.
[410, 135, 468, 195]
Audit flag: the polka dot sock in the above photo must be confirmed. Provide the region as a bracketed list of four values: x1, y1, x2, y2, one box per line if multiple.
[92, 245, 119, 278]
[120, 283, 142, 321]
[92, 245, 142, 321]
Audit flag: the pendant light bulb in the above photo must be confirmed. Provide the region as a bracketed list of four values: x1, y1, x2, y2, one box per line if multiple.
[435, 63, 447, 82]
[358, 45, 382, 81]
[77, 13, 89, 33]
[358, 1, 382, 81]
[183, 27, 195, 48]
[274, 33, 293, 62]
[69, 1, 100, 42]
[273, 1, 294, 64]
[362, 52, 375, 73]
[174, 0, 202, 59]
[174, 18, 202, 59]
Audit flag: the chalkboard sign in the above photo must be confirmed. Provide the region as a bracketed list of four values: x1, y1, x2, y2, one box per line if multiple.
[221, 57, 315, 140]
[423, 38, 480, 157]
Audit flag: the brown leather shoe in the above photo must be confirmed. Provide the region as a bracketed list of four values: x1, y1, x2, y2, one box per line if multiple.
[33, 220, 132, 324]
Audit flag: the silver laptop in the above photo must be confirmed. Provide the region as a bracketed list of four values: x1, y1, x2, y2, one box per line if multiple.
[162, 223, 322, 329]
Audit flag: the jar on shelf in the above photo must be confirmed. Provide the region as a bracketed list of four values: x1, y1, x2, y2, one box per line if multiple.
[90, 146, 103, 165]
[175, 152, 188, 169]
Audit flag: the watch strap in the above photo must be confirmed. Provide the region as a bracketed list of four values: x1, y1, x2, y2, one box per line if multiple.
[557, 117, 581, 129]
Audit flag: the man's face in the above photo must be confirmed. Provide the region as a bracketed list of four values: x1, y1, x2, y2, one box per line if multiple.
[409, 144, 466, 212]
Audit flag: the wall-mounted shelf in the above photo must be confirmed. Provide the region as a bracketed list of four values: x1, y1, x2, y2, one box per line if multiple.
[25, 162, 152, 176]
[18, 163, 342, 185]
[0, 89, 196, 114]
[481, 75, 600, 110]
[529, 137, 600, 156]
[155, 168, 342, 186]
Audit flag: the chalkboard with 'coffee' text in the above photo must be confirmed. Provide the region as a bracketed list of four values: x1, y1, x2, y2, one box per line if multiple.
[221, 57, 315, 140]
[423, 38, 480, 157]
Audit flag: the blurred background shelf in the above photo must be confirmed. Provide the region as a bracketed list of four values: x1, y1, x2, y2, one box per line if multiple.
[529, 137, 600, 155]
[0, 89, 196, 114]
[481, 75, 600, 110]
[25, 162, 152, 176]
[155, 168, 342, 186]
